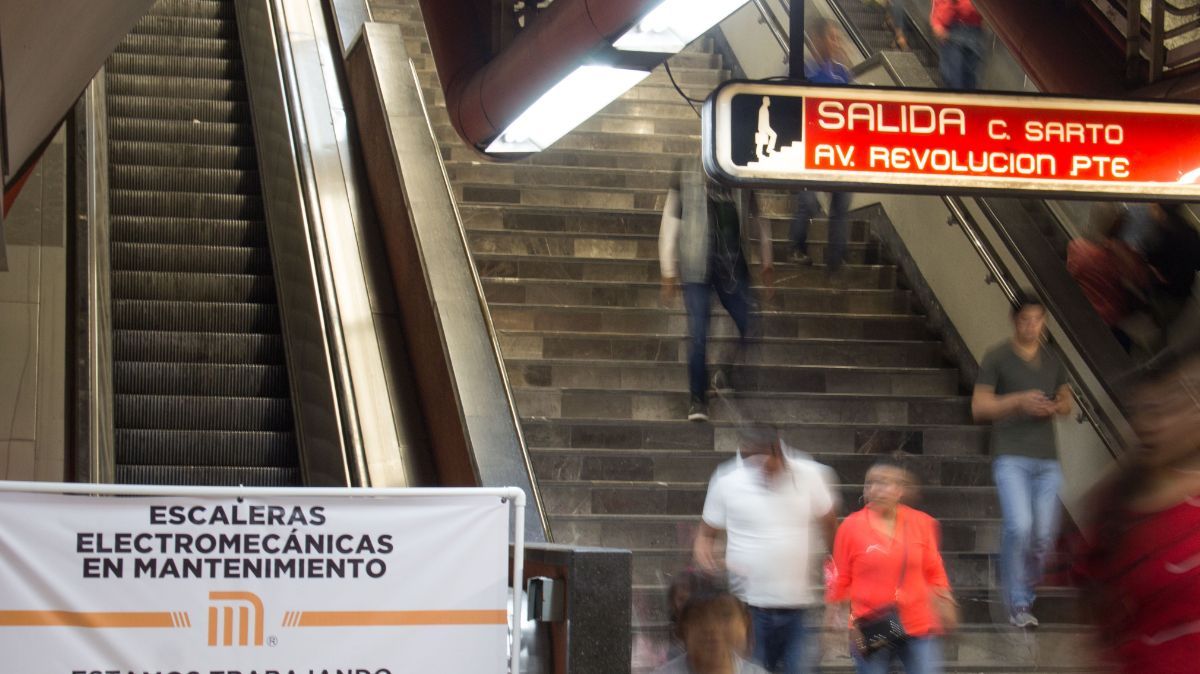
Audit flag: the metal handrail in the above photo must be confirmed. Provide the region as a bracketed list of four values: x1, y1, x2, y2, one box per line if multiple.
[752, 0, 792, 57]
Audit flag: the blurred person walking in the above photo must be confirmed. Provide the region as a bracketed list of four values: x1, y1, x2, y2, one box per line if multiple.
[931, 0, 984, 90]
[660, 158, 775, 422]
[654, 584, 770, 674]
[693, 425, 838, 673]
[1081, 349, 1200, 673]
[1067, 203, 1152, 352]
[791, 18, 852, 274]
[1143, 204, 1200, 339]
[827, 458, 957, 673]
[972, 298, 1073, 627]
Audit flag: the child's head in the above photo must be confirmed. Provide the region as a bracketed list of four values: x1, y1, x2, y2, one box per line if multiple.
[678, 587, 752, 669]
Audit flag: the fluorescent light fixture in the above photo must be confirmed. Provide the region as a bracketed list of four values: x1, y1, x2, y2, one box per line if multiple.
[614, 0, 751, 53]
[486, 65, 651, 154]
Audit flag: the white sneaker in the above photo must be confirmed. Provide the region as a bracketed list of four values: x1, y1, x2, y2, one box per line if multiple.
[1010, 610, 1039, 629]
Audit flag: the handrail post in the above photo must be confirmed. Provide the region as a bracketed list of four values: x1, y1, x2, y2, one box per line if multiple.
[790, 0, 805, 79]
[1151, 0, 1166, 82]
[1127, 0, 1144, 83]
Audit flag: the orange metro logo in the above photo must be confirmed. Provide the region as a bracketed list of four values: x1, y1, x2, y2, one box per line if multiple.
[207, 591, 264, 647]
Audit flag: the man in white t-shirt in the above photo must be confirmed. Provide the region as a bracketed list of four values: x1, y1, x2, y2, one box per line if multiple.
[693, 425, 838, 674]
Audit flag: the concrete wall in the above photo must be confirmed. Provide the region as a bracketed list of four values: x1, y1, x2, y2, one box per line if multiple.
[0, 125, 68, 481]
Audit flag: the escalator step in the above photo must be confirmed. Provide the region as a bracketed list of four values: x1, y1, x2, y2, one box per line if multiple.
[114, 34, 240, 60]
[113, 270, 276, 303]
[112, 166, 260, 194]
[110, 141, 257, 171]
[115, 393, 293, 431]
[107, 95, 249, 124]
[130, 15, 238, 41]
[109, 117, 253, 147]
[114, 330, 286, 365]
[111, 216, 267, 247]
[110, 190, 263, 220]
[116, 465, 301, 487]
[112, 242, 272, 275]
[116, 429, 295, 466]
[113, 299, 280, 334]
[108, 53, 244, 81]
[106, 73, 246, 102]
[147, 0, 237, 21]
[115, 361, 289, 397]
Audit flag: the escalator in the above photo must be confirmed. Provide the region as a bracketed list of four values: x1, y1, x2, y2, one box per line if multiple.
[103, 0, 300, 486]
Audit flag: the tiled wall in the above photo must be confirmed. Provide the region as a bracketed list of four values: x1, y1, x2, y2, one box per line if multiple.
[0, 126, 68, 481]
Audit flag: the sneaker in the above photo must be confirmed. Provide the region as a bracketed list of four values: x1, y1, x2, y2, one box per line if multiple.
[1010, 609, 1039, 629]
[710, 369, 734, 394]
[687, 399, 709, 422]
[789, 251, 814, 266]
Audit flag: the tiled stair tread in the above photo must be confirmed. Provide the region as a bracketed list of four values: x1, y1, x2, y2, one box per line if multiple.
[543, 479, 992, 492]
[482, 275, 908, 293]
[517, 386, 968, 403]
[506, 358, 955, 375]
[458, 202, 845, 222]
[499, 329, 942, 346]
[493, 303, 920, 321]
[527, 418, 985, 433]
[467, 227, 874, 247]
[472, 250, 897, 268]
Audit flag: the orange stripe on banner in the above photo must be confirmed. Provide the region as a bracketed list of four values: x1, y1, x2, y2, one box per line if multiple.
[0, 611, 177, 628]
[295, 610, 507, 627]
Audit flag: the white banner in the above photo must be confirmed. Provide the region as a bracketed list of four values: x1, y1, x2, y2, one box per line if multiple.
[0, 489, 512, 674]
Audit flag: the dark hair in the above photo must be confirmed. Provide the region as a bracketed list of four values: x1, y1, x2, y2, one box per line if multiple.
[676, 585, 749, 634]
[737, 423, 779, 456]
[1011, 293, 1045, 318]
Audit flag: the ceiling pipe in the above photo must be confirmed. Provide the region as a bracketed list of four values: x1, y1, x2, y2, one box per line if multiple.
[418, 0, 663, 156]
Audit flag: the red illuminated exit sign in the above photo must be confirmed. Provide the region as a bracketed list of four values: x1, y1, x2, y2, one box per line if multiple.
[703, 81, 1200, 199]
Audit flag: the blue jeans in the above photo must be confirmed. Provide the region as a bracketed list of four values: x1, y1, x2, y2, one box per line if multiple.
[791, 191, 849, 271]
[750, 606, 814, 674]
[939, 24, 983, 90]
[683, 272, 751, 402]
[992, 455, 1063, 613]
[852, 636, 942, 674]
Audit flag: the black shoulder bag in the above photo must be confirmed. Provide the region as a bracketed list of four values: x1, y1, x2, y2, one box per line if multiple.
[853, 517, 909, 655]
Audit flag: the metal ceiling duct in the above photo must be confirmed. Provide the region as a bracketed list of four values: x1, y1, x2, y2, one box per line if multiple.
[418, 0, 663, 156]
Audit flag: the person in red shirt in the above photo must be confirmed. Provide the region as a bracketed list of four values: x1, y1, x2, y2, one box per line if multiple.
[1081, 350, 1200, 673]
[930, 0, 984, 90]
[1066, 203, 1151, 352]
[828, 458, 956, 673]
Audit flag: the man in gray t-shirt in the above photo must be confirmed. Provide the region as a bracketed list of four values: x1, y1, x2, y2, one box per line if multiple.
[971, 299, 1072, 629]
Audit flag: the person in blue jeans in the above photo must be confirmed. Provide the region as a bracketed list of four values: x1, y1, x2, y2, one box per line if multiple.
[792, 19, 852, 273]
[931, 0, 984, 90]
[971, 298, 1073, 628]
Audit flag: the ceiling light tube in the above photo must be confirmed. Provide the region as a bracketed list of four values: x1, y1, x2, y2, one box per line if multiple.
[614, 0, 751, 53]
[486, 64, 651, 154]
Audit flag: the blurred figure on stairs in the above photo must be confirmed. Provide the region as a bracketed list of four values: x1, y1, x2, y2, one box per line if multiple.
[654, 580, 769, 674]
[1081, 347, 1200, 674]
[827, 456, 957, 674]
[660, 158, 775, 422]
[972, 297, 1073, 628]
[791, 18, 852, 274]
[930, 0, 984, 90]
[693, 425, 837, 673]
[1066, 202, 1152, 353]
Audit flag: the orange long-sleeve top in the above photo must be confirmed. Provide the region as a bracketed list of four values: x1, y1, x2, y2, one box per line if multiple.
[827, 505, 951, 638]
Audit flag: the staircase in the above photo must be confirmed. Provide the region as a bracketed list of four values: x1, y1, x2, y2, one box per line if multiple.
[104, 0, 301, 485]
[373, 1, 1097, 670]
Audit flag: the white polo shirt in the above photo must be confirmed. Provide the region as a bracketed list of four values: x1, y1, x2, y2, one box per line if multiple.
[701, 452, 836, 608]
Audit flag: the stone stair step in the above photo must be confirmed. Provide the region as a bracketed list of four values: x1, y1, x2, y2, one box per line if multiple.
[549, 513, 1000, 552]
[467, 230, 880, 266]
[531, 449, 990, 488]
[455, 183, 799, 216]
[491, 304, 929, 340]
[514, 388, 971, 426]
[480, 275, 907, 311]
[458, 203, 862, 242]
[522, 418, 988, 456]
[506, 360, 961, 396]
[629, 584, 1078, 626]
[472, 250, 897, 284]
[498, 331, 948, 368]
[539, 479, 995, 519]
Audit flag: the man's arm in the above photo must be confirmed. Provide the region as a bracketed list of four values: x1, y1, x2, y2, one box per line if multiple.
[972, 384, 1051, 422]
[659, 188, 682, 304]
[693, 522, 724, 573]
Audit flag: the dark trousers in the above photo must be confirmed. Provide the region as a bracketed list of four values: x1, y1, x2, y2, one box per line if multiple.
[939, 24, 983, 90]
[683, 269, 751, 402]
[792, 190, 849, 272]
[750, 606, 814, 674]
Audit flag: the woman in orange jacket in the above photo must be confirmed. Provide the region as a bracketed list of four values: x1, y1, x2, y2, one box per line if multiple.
[828, 458, 958, 673]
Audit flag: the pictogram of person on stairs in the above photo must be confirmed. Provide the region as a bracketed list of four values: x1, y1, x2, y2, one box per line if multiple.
[755, 96, 778, 161]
